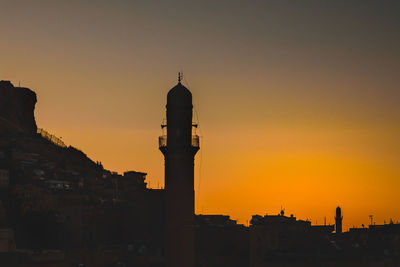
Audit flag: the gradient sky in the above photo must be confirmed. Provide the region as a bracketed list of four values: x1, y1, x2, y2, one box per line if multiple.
[1, 0, 400, 229]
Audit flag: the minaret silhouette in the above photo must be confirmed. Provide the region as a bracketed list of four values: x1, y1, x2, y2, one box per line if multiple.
[335, 206, 343, 234]
[159, 73, 199, 267]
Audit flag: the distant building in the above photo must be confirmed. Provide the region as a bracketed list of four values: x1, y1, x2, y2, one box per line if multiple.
[0, 201, 6, 226]
[0, 229, 16, 252]
[123, 171, 147, 189]
[250, 213, 311, 254]
[195, 215, 249, 267]
[0, 169, 9, 187]
[310, 224, 335, 238]
[0, 80, 13, 87]
[346, 222, 400, 261]
[196, 214, 239, 227]
[249, 212, 334, 267]
[44, 180, 71, 191]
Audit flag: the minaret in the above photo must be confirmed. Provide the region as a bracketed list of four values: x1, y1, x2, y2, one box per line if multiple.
[335, 206, 343, 234]
[159, 73, 199, 267]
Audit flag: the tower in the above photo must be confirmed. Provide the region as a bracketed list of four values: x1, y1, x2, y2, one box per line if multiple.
[335, 206, 343, 234]
[159, 73, 199, 267]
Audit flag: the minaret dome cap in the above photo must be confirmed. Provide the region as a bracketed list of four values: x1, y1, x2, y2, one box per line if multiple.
[167, 81, 192, 106]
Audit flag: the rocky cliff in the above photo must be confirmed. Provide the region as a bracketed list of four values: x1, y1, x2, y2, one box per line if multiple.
[0, 80, 37, 134]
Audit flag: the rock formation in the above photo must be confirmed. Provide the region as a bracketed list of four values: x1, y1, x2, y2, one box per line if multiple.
[0, 81, 37, 134]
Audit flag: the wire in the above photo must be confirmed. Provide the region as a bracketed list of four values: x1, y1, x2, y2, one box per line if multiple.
[183, 74, 204, 214]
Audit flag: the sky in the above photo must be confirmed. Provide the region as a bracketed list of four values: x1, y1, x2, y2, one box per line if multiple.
[1, 0, 400, 229]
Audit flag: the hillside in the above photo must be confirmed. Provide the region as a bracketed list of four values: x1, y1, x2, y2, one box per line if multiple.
[0, 80, 103, 177]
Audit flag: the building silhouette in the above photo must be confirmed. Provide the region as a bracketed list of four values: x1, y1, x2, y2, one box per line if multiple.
[335, 206, 343, 234]
[2, 80, 400, 266]
[159, 74, 200, 267]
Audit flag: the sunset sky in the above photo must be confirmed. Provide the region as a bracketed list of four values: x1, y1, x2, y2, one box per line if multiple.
[1, 0, 400, 229]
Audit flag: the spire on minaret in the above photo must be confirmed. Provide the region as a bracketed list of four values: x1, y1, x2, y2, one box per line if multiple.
[178, 72, 183, 83]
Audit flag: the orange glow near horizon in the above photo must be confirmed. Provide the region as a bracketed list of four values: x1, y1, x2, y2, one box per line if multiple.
[35, 113, 400, 230]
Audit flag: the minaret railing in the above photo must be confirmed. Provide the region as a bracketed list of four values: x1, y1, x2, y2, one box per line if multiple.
[158, 135, 200, 149]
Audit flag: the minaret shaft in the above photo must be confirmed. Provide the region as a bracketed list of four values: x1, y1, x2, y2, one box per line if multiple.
[160, 79, 199, 267]
[335, 207, 343, 234]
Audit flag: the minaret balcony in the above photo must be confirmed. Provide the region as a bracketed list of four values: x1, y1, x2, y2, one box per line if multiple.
[158, 135, 200, 149]
[191, 135, 200, 149]
[159, 135, 167, 148]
